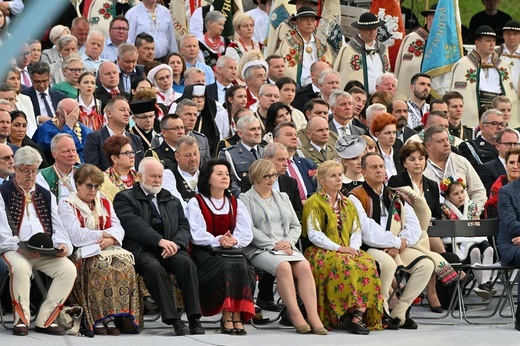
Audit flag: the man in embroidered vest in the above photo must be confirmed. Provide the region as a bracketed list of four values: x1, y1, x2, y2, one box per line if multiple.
[276, 6, 332, 87]
[171, 136, 200, 202]
[334, 12, 391, 92]
[349, 152, 434, 329]
[113, 157, 204, 336]
[422, 126, 487, 211]
[129, 98, 157, 152]
[496, 20, 520, 93]
[394, 4, 436, 100]
[449, 26, 517, 129]
[36, 134, 77, 203]
[32, 98, 91, 165]
[0, 146, 76, 336]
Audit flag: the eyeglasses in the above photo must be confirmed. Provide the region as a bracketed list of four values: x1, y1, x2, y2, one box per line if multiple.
[483, 121, 508, 128]
[119, 150, 136, 157]
[261, 93, 280, 99]
[111, 27, 129, 31]
[499, 142, 519, 147]
[17, 167, 38, 175]
[155, 75, 172, 82]
[192, 95, 205, 101]
[0, 155, 13, 161]
[84, 183, 102, 190]
[66, 68, 84, 73]
[262, 173, 279, 180]
[19, 52, 30, 57]
[32, 78, 49, 85]
[164, 126, 185, 131]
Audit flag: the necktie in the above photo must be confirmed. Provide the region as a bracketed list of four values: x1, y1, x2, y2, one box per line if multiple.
[40, 92, 53, 116]
[250, 148, 258, 159]
[339, 126, 346, 136]
[147, 194, 163, 225]
[110, 89, 120, 98]
[320, 148, 327, 160]
[287, 159, 306, 201]
[21, 69, 31, 86]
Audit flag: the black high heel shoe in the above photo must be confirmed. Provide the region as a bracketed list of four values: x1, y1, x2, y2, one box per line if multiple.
[233, 320, 247, 335]
[220, 318, 235, 335]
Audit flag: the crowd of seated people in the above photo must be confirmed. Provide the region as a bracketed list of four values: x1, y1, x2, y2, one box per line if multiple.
[1, 0, 520, 338]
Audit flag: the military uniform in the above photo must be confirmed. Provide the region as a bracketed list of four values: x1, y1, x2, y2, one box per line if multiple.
[219, 141, 264, 194]
[145, 140, 177, 170]
[188, 130, 211, 164]
[458, 135, 498, 170]
[299, 141, 338, 166]
[449, 122, 474, 142]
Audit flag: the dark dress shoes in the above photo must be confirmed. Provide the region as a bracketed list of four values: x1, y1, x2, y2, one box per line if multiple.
[35, 324, 66, 335]
[173, 319, 190, 336]
[256, 299, 283, 312]
[189, 319, 205, 335]
[12, 324, 28, 336]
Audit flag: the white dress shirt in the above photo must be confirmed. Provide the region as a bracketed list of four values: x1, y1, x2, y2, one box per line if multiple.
[364, 41, 384, 94]
[37, 88, 56, 116]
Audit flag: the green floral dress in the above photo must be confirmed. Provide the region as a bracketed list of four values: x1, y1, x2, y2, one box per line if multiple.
[303, 190, 383, 330]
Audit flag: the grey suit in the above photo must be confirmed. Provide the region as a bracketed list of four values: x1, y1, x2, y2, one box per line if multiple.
[328, 120, 365, 136]
[219, 141, 264, 194]
[239, 188, 305, 274]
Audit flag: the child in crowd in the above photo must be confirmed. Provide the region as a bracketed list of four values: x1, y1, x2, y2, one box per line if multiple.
[440, 176, 496, 300]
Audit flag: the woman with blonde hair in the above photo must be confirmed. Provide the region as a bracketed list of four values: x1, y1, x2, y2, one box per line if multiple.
[225, 13, 263, 62]
[303, 160, 383, 334]
[41, 25, 71, 65]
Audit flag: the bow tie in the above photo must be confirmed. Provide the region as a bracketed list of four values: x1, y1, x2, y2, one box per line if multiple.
[480, 62, 495, 69]
[366, 49, 379, 55]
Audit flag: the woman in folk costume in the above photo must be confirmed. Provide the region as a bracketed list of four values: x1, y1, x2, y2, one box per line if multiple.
[276, 6, 332, 87]
[394, 4, 436, 100]
[58, 164, 141, 335]
[303, 160, 383, 334]
[199, 11, 231, 69]
[449, 26, 518, 129]
[225, 13, 263, 62]
[147, 64, 176, 108]
[334, 12, 391, 93]
[440, 176, 496, 300]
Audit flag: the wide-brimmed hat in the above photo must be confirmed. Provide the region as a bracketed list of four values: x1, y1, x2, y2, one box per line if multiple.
[288, 0, 319, 5]
[352, 12, 385, 29]
[130, 98, 156, 115]
[420, 4, 437, 17]
[503, 20, 520, 32]
[335, 135, 366, 159]
[19, 233, 63, 255]
[290, 6, 321, 21]
[466, 25, 502, 42]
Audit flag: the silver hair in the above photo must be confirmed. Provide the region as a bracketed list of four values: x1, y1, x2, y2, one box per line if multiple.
[57, 35, 78, 51]
[50, 133, 74, 153]
[62, 53, 84, 69]
[376, 72, 397, 87]
[236, 114, 260, 131]
[138, 157, 163, 174]
[176, 99, 198, 114]
[317, 69, 339, 86]
[262, 142, 287, 159]
[86, 30, 105, 43]
[216, 55, 235, 69]
[0, 99, 12, 109]
[183, 67, 205, 81]
[179, 34, 198, 48]
[329, 90, 351, 108]
[259, 83, 278, 96]
[117, 43, 137, 58]
[244, 64, 266, 81]
[14, 146, 43, 167]
[481, 109, 503, 124]
[366, 103, 387, 122]
[204, 10, 226, 29]
[175, 135, 198, 151]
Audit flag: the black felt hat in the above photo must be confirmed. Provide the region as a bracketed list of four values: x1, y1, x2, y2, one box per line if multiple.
[352, 12, 385, 29]
[130, 98, 156, 115]
[19, 233, 63, 255]
[420, 4, 437, 17]
[503, 20, 520, 32]
[466, 25, 503, 42]
[290, 6, 321, 21]
[288, 0, 319, 5]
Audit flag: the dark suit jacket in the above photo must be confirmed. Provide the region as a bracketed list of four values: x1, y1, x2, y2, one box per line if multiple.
[377, 140, 404, 177]
[146, 140, 177, 170]
[94, 87, 131, 113]
[459, 135, 498, 170]
[117, 64, 145, 92]
[479, 158, 506, 195]
[497, 179, 520, 266]
[205, 82, 218, 103]
[402, 126, 418, 143]
[21, 87, 66, 118]
[328, 119, 365, 136]
[113, 182, 190, 259]
[291, 83, 319, 113]
[387, 172, 442, 219]
[292, 155, 317, 197]
[84, 126, 144, 171]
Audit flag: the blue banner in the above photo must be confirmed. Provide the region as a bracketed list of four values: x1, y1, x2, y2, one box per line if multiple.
[421, 0, 464, 77]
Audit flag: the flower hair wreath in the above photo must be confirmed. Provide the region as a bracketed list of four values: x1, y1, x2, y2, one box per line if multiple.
[440, 176, 466, 194]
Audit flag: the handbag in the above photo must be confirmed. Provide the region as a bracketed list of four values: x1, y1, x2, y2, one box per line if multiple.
[56, 305, 83, 336]
[212, 246, 244, 257]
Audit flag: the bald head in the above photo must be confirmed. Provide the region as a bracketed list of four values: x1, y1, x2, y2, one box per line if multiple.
[98, 61, 119, 89]
[306, 117, 330, 146]
[310, 61, 329, 86]
[0, 143, 14, 179]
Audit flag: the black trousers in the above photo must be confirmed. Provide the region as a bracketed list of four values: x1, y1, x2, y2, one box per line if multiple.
[258, 272, 275, 302]
[135, 249, 201, 324]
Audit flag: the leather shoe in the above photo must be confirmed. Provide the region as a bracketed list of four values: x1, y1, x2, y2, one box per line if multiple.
[429, 306, 443, 313]
[256, 299, 282, 312]
[35, 324, 66, 335]
[172, 319, 189, 336]
[12, 324, 28, 336]
[106, 326, 121, 336]
[401, 318, 419, 330]
[189, 319, 205, 335]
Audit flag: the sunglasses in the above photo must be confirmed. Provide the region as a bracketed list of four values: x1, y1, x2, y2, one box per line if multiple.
[84, 183, 101, 190]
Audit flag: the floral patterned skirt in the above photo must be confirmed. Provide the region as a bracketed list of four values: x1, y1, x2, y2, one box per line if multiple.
[69, 254, 141, 332]
[305, 246, 383, 330]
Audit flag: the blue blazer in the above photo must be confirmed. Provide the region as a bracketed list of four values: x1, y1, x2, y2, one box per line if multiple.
[292, 155, 317, 197]
[497, 178, 520, 267]
[21, 87, 66, 119]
